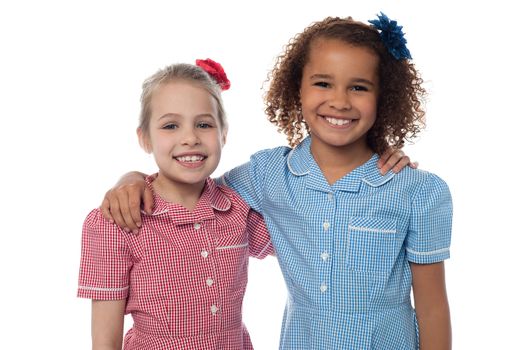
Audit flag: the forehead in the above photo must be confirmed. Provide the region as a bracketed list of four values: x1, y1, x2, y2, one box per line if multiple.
[304, 38, 379, 79]
[151, 81, 217, 112]
[151, 81, 218, 118]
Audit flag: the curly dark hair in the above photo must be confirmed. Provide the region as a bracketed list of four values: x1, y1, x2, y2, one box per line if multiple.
[264, 16, 426, 154]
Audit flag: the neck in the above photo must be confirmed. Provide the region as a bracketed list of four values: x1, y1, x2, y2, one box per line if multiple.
[310, 139, 373, 185]
[152, 173, 205, 211]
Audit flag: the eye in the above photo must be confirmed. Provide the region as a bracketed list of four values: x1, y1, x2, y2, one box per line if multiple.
[197, 122, 214, 129]
[350, 85, 368, 92]
[314, 81, 330, 88]
[162, 123, 177, 130]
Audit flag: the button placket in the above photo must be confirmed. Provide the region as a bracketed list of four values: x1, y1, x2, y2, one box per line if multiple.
[321, 251, 329, 261]
[317, 196, 336, 302]
[210, 304, 219, 315]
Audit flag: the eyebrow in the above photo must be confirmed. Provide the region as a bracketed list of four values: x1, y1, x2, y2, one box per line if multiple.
[308, 74, 375, 86]
[158, 113, 215, 120]
[353, 78, 375, 85]
[308, 74, 332, 80]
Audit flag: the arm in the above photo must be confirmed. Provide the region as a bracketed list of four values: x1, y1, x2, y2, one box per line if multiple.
[99, 171, 151, 233]
[92, 299, 126, 350]
[246, 209, 274, 259]
[411, 262, 451, 350]
[377, 148, 418, 175]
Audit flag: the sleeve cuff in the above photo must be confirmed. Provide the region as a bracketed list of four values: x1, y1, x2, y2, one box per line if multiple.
[406, 247, 450, 264]
[77, 285, 129, 300]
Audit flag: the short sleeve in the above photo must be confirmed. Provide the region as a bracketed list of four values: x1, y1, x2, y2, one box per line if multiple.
[406, 173, 453, 264]
[77, 209, 132, 300]
[246, 209, 274, 259]
[220, 149, 271, 213]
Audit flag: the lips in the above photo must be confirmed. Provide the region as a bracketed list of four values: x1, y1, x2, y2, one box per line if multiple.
[321, 114, 356, 126]
[325, 116, 350, 126]
[174, 155, 205, 163]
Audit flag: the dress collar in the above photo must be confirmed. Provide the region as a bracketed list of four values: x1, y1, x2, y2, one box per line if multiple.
[142, 174, 231, 220]
[286, 136, 396, 192]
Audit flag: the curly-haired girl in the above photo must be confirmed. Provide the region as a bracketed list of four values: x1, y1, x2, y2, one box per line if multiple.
[100, 13, 451, 350]
[258, 16, 452, 349]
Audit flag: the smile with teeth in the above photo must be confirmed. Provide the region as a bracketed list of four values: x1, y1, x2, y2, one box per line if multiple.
[323, 116, 352, 126]
[174, 155, 205, 163]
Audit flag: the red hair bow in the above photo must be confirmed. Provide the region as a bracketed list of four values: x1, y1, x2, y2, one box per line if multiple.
[196, 58, 231, 91]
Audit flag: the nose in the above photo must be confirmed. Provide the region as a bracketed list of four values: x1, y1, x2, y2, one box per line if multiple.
[329, 88, 351, 111]
[181, 128, 201, 146]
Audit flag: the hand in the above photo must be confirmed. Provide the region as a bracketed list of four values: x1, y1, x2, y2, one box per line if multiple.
[377, 148, 418, 175]
[99, 172, 152, 234]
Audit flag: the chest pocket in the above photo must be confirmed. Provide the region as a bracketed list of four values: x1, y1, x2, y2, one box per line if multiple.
[214, 223, 249, 294]
[346, 217, 399, 275]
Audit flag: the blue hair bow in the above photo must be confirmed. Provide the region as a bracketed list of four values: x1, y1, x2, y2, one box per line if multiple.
[368, 12, 412, 60]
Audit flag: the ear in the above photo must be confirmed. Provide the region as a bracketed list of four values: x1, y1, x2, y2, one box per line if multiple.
[137, 127, 152, 153]
[220, 126, 228, 147]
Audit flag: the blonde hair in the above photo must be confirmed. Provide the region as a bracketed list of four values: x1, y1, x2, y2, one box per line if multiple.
[139, 63, 227, 135]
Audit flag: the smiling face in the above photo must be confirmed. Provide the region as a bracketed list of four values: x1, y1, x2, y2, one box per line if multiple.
[300, 38, 379, 160]
[138, 80, 226, 194]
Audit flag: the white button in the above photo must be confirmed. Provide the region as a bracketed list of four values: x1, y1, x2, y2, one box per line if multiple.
[323, 221, 330, 231]
[321, 252, 329, 261]
[327, 193, 333, 200]
[320, 283, 328, 293]
[201, 250, 209, 258]
[206, 278, 214, 286]
[211, 305, 219, 314]
[194, 223, 201, 230]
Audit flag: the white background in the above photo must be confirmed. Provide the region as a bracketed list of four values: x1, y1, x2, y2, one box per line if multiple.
[1, 0, 524, 349]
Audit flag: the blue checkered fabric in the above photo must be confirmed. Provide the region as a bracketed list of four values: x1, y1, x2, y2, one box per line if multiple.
[222, 137, 452, 350]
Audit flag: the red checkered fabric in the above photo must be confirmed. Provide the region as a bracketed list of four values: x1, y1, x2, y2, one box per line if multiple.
[78, 176, 273, 349]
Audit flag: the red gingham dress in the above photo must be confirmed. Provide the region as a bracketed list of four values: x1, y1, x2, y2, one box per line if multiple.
[78, 175, 273, 349]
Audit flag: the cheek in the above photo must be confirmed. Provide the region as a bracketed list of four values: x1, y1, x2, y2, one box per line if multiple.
[202, 132, 224, 154]
[365, 97, 378, 116]
[150, 137, 173, 154]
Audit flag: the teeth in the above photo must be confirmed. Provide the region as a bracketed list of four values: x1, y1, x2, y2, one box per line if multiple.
[176, 155, 204, 162]
[325, 117, 350, 126]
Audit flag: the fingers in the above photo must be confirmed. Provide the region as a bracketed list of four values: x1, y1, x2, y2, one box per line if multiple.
[127, 185, 143, 231]
[115, 186, 142, 234]
[389, 155, 411, 174]
[143, 186, 154, 215]
[100, 193, 114, 223]
[99, 172, 148, 235]
[378, 149, 410, 175]
[108, 189, 132, 232]
[377, 148, 395, 170]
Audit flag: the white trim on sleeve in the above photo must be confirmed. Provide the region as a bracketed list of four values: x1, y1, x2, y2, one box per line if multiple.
[78, 285, 129, 292]
[406, 247, 449, 256]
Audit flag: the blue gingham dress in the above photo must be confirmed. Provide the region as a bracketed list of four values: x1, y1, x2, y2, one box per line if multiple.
[222, 137, 452, 350]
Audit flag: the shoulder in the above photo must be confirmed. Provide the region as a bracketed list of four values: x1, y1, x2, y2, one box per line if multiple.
[212, 180, 251, 211]
[408, 167, 449, 190]
[249, 145, 293, 164]
[83, 208, 125, 236]
[223, 145, 294, 185]
[215, 184, 250, 212]
[392, 167, 449, 189]
[393, 168, 451, 205]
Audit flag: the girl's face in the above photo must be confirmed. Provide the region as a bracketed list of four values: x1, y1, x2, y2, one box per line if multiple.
[139, 81, 226, 191]
[300, 38, 379, 155]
